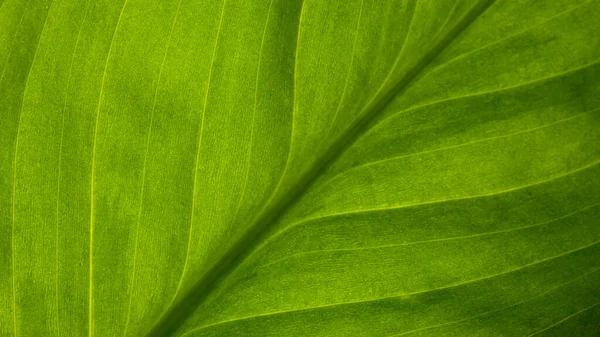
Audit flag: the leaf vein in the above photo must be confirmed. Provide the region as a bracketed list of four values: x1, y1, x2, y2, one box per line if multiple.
[326, 0, 364, 134]
[527, 302, 600, 336]
[89, 1, 129, 334]
[184, 240, 600, 334]
[252, 160, 599, 257]
[389, 267, 600, 337]
[253, 204, 598, 272]
[160, 0, 228, 319]
[371, 59, 600, 133]
[325, 108, 595, 185]
[230, 0, 274, 240]
[55, 1, 91, 334]
[426, 0, 595, 79]
[11, 1, 54, 335]
[148, 2, 498, 334]
[122, 1, 182, 335]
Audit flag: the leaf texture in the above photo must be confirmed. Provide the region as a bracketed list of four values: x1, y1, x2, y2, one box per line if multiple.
[0, 0, 599, 336]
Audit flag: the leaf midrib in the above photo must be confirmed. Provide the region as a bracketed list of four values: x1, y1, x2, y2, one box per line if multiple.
[147, 1, 496, 335]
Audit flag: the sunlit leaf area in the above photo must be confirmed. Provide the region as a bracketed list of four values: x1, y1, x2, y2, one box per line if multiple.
[1, 0, 599, 336]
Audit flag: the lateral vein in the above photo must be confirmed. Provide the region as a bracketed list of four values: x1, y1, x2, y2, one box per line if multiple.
[11, 1, 55, 335]
[89, 1, 129, 335]
[161, 0, 228, 317]
[253, 204, 598, 272]
[184, 240, 600, 333]
[56, 1, 91, 335]
[258, 160, 599, 247]
[148, 1, 497, 334]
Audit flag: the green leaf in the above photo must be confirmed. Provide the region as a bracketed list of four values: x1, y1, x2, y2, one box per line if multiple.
[1, 0, 599, 336]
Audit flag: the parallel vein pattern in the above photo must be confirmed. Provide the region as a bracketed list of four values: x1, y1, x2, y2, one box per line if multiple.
[1, 0, 598, 336]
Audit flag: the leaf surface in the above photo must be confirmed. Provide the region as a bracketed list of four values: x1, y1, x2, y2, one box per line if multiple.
[1, 0, 599, 336]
